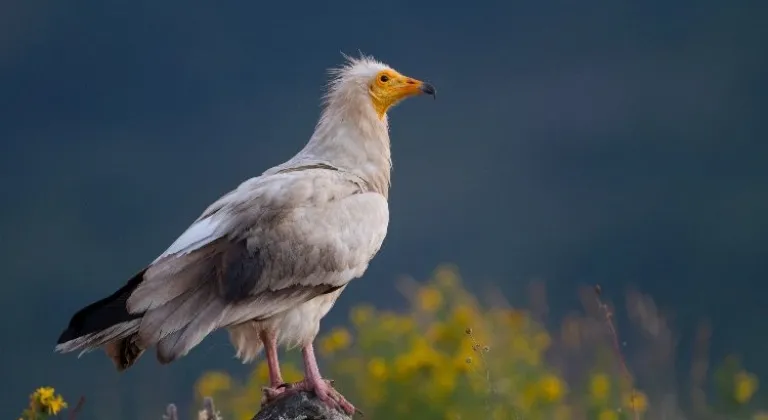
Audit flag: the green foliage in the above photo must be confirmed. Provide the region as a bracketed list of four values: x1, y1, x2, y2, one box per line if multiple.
[194, 265, 768, 420]
[25, 264, 768, 419]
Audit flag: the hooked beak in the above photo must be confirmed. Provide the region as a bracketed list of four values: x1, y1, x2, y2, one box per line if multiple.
[395, 76, 436, 100]
[419, 82, 436, 98]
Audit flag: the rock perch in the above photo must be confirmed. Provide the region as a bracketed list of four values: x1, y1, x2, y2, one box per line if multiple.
[252, 391, 353, 420]
[165, 393, 353, 420]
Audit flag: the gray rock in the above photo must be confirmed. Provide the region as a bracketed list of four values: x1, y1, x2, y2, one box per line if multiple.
[252, 391, 352, 420]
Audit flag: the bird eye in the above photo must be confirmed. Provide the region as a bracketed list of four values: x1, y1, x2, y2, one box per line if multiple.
[379, 74, 389, 83]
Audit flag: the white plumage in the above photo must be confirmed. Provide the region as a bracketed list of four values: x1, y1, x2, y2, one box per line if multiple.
[55, 54, 435, 414]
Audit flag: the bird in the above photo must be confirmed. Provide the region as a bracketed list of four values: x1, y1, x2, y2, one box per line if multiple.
[55, 54, 436, 415]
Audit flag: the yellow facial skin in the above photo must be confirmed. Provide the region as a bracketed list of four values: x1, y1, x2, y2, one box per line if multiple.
[369, 69, 436, 118]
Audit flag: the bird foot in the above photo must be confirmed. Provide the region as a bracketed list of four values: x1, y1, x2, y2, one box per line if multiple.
[261, 379, 332, 401]
[260, 384, 288, 406]
[268, 378, 359, 416]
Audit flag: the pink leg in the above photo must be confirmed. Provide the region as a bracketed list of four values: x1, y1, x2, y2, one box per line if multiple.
[260, 330, 287, 403]
[300, 344, 357, 414]
[262, 330, 284, 387]
[267, 343, 357, 415]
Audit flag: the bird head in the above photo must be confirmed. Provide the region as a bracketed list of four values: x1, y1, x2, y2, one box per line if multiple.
[327, 54, 436, 120]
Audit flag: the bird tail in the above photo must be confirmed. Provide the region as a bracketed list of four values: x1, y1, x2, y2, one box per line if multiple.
[228, 322, 266, 364]
[55, 269, 147, 371]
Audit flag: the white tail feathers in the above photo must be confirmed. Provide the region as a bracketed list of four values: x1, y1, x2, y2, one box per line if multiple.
[55, 320, 140, 354]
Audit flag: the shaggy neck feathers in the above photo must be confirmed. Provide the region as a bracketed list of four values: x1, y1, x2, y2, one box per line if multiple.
[285, 57, 392, 198]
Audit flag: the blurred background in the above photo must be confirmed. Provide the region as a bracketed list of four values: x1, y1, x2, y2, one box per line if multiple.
[2, 1, 766, 419]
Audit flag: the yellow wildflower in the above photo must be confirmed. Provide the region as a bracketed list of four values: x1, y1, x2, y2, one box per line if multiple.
[452, 352, 472, 373]
[589, 373, 611, 401]
[46, 395, 67, 415]
[393, 336, 444, 379]
[598, 408, 619, 420]
[623, 390, 649, 413]
[34, 387, 55, 404]
[332, 327, 352, 348]
[367, 357, 388, 381]
[319, 327, 352, 355]
[196, 371, 232, 397]
[433, 367, 457, 395]
[753, 411, 768, 420]
[29, 387, 67, 416]
[453, 304, 476, 326]
[394, 354, 415, 379]
[734, 370, 759, 404]
[350, 304, 374, 326]
[417, 286, 443, 312]
[411, 336, 441, 366]
[539, 373, 566, 402]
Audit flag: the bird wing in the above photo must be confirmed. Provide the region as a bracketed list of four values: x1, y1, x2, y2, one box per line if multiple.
[126, 166, 388, 362]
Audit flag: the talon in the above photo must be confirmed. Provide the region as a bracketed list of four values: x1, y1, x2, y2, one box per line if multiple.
[260, 384, 290, 407]
[275, 378, 357, 415]
[262, 386, 285, 395]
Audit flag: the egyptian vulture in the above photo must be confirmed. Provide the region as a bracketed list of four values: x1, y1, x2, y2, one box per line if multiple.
[55, 54, 435, 414]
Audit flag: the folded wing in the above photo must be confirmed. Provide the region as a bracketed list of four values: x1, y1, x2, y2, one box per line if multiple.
[56, 168, 389, 367]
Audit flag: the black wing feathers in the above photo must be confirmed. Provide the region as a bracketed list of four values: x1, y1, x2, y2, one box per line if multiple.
[215, 238, 264, 303]
[57, 268, 146, 344]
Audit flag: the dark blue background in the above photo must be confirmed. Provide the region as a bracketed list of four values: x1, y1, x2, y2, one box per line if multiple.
[2, 1, 766, 418]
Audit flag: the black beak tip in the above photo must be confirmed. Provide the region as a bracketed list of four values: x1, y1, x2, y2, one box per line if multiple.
[420, 82, 436, 98]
